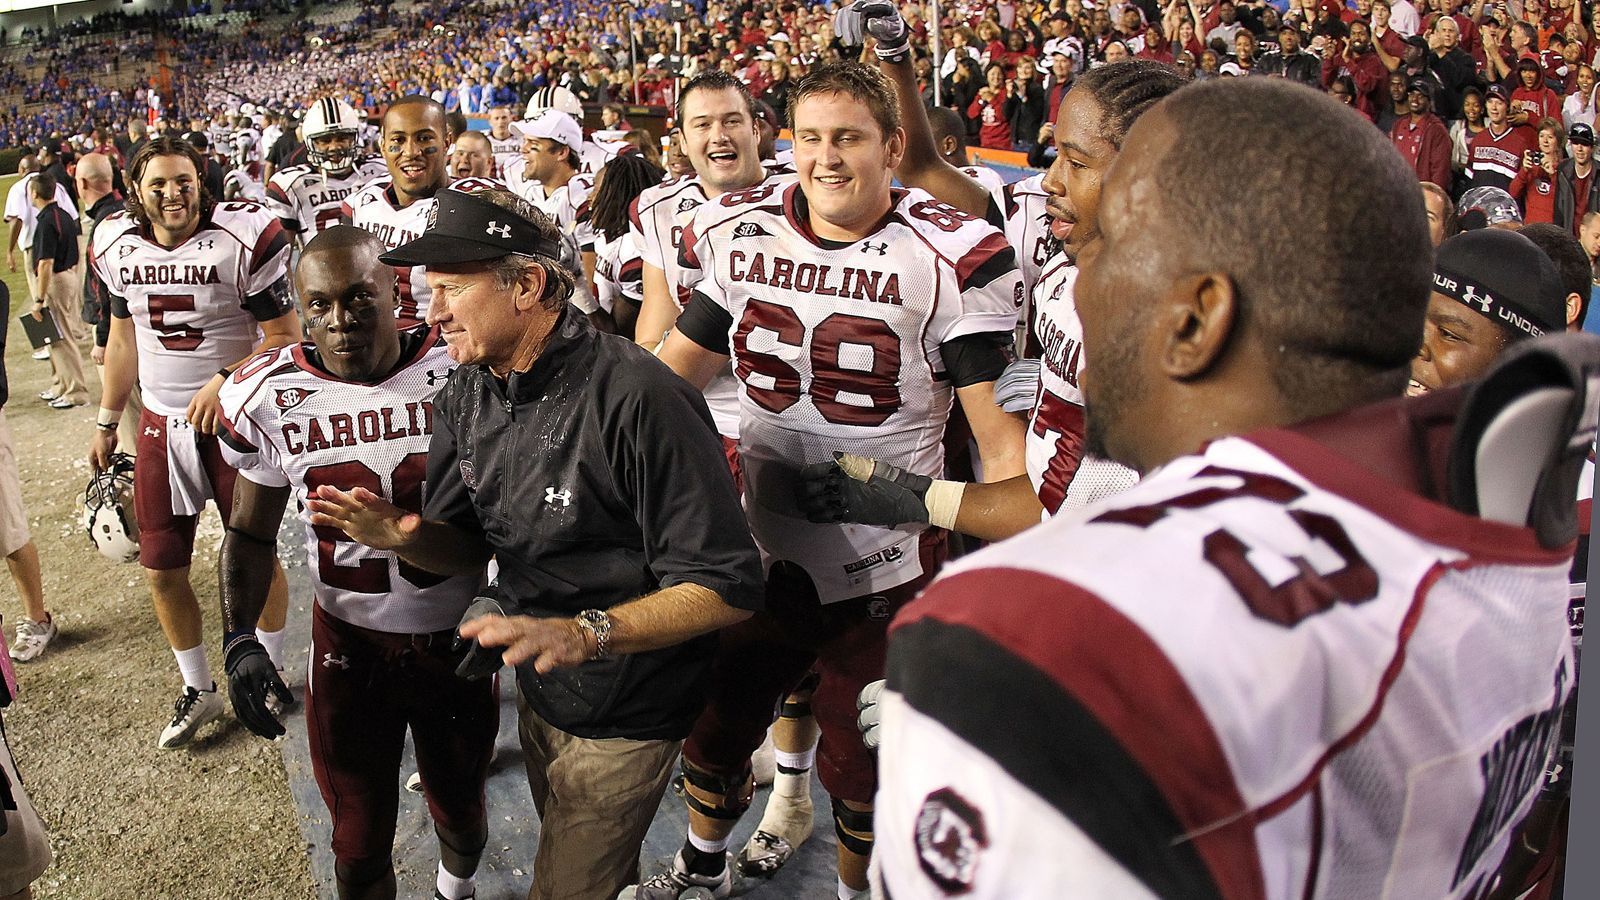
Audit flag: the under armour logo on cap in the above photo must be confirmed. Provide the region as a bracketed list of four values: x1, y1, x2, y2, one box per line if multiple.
[380, 188, 564, 267]
[486, 221, 512, 239]
[1460, 284, 1494, 315]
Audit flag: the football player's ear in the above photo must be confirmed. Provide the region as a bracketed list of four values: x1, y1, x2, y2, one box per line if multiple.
[886, 127, 907, 170]
[1160, 271, 1237, 382]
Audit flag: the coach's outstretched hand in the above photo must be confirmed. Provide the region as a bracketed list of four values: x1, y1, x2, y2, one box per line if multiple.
[306, 484, 421, 552]
[797, 452, 933, 527]
[834, 0, 911, 61]
[457, 613, 591, 675]
[224, 638, 292, 739]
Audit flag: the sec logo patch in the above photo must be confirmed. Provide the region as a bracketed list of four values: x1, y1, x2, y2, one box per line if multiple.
[915, 787, 989, 894]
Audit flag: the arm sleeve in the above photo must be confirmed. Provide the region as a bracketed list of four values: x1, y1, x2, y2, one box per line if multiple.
[939, 331, 1015, 387]
[675, 290, 734, 355]
[30, 219, 55, 266]
[634, 193, 667, 272]
[613, 360, 764, 610]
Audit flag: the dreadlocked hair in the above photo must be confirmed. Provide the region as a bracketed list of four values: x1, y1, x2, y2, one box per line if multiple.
[1073, 60, 1189, 149]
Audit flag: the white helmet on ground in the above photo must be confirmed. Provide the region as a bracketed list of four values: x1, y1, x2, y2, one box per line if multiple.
[82, 453, 139, 564]
[303, 97, 364, 174]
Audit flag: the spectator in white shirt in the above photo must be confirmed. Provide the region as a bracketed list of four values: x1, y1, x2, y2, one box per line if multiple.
[1389, 0, 1422, 36]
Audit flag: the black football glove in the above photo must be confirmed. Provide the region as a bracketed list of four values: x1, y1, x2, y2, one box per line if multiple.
[833, 0, 912, 62]
[453, 593, 510, 681]
[797, 451, 933, 527]
[224, 638, 292, 740]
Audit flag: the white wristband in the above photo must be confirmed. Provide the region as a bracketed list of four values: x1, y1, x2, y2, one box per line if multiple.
[923, 479, 966, 531]
[96, 407, 123, 428]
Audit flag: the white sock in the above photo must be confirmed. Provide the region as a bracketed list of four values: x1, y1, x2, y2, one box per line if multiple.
[688, 830, 732, 855]
[256, 627, 286, 669]
[838, 875, 860, 899]
[173, 645, 212, 692]
[436, 862, 475, 900]
[773, 745, 816, 800]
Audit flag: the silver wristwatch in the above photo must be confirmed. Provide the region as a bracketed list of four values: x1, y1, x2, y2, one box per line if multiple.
[575, 609, 613, 660]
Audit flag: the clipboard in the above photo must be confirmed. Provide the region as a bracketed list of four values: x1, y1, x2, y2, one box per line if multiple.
[16, 310, 62, 350]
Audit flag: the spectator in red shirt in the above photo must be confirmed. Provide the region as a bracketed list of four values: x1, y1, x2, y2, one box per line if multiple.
[1391, 78, 1453, 189]
[968, 63, 1015, 150]
[1510, 118, 1569, 224]
[1513, 54, 1565, 126]
[1323, 20, 1389, 121]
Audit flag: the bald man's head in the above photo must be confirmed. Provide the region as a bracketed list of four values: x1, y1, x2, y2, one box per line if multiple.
[77, 152, 113, 186]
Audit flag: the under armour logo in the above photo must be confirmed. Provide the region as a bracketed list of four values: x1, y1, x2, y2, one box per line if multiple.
[1461, 284, 1494, 314]
[545, 487, 573, 507]
[321, 653, 350, 670]
[143, 426, 161, 437]
[486, 221, 512, 239]
[861, 242, 887, 255]
[424, 368, 453, 386]
[196, 239, 215, 250]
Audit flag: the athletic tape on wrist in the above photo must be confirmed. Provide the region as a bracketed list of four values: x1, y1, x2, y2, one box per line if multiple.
[96, 407, 122, 427]
[923, 479, 965, 531]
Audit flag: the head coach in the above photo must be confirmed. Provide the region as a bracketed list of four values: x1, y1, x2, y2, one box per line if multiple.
[307, 186, 764, 900]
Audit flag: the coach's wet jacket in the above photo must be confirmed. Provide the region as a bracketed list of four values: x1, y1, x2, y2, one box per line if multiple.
[424, 303, 764, 741]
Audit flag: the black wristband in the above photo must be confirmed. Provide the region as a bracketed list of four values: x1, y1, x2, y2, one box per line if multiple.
[222, 630, 260, 664]
[217, 366, 234, 379]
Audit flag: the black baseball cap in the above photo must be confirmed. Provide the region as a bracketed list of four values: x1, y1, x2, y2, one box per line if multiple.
[1407, 77, 1433, 95]
[1571, 123, 1596, 146]
[1434, 229, 1566, 339]
[380, 189, 564, 267]
[1486, 83, 1512, 103]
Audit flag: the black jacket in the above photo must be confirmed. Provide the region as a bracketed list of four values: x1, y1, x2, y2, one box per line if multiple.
[425, 305, 764, 740]
[0, 279, 9, 409]
[1256, 50, 1323, 87]
[1005, 78, 1048, 151]
[81, 192, 123, 346]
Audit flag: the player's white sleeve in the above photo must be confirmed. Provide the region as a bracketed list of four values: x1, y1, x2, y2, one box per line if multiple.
[216, 363, 290, 488]
[872, 690, 1162, 900]
[239, 213, 294, 300]
[634, 190, 668, 273]
[676, 206, 720, 302]
[3, 178, 27, 222]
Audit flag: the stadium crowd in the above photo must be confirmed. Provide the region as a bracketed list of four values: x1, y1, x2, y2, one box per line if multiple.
[2, 0, 1599, 899]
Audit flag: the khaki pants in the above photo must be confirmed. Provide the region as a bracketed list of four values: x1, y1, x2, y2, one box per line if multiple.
[0, 410, 29, 557]
[516, 696, 681, 900]
[40, 265, 88, 404]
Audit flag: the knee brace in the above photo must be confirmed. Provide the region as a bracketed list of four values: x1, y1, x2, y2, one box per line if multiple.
[434, 819, 488, 859]
[674, 758, 755, 821]
[831, 798, 875, 857]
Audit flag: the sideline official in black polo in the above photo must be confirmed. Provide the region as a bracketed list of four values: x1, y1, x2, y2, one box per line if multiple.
[308, 187, 763, 900]
[29, 174, 89, 408]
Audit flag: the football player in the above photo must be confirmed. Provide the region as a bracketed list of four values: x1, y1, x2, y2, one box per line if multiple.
[86, 137, 300, 749]
[344, 96, 502, 329]
[872, 75, 1584, 900]
[814, 2, 1185, 537]
[511, 109, 596, 289]
[648, 62, 1025, 900]
[265, 98, 386, 246]
[484, 103, 520, 177]
[216, 226, 495, 900]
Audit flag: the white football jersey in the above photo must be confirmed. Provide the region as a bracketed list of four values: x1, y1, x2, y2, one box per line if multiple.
[958, 164, 1007, 205]
[1026, 260, 1137, 516]
[487, 131, 521, 177]
[682, 182, 1020, 602]
[519, 172, 595, 251]
[265, 159, 387, 238]
[593, 229, 643, 315]
[344, 174, 504, 328]
[217, 330, 482, 633]
[89, 201, 293, 417]
[875, 429, 1574, 900]
[630, 172, 753, 439]
[1003, 172, 1053, 353]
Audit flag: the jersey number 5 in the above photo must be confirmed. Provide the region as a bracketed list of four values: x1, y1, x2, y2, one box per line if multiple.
[733, 298, 903, 427]
[148, 294, 204, 351]
[1093, 465, 1380, 626]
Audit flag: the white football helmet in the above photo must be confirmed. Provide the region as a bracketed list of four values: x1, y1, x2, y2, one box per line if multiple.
[525, 85, 583, 121]
[303, 97, 364, 175]
[83, 453, 139, 564]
